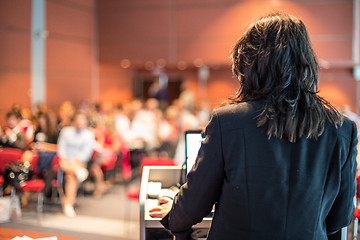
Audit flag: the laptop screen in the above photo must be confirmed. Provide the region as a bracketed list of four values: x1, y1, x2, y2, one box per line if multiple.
[185, 130, 205, 176]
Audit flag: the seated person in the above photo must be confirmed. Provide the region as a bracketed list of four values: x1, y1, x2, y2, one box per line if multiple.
[0, 110, 26, 150]
[11, 104, 35, 148]
[57, 112, 95, 217]
[0, 110, 34, 201]
[91, 117, 119, 197]
[31, 111, 59, 198]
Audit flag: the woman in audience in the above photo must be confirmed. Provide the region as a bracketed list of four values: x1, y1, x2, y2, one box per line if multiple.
[10, 104, 35, 148]
[91, 115, 120, 197]
[31, 111, 59, 198]
[157, 105, 180, 158]
[57, 101, 76, 131]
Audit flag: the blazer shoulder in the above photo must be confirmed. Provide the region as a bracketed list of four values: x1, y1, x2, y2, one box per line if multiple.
[337, 116, 357, 141]
[213, 102, 262, 130]
[215, 101, 260, 117]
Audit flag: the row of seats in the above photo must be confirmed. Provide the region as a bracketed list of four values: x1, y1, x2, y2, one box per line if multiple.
[0, 147, 120, 222]
[0, 147, 177, 222]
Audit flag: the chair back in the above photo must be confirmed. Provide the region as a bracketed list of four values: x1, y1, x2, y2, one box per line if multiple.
[0, 148, 23, 173]
[100, 150, 118, 171]
[140, 157, 176, 177]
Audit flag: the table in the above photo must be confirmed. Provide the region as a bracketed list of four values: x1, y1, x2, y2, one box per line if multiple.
[0, 227, 81, 240]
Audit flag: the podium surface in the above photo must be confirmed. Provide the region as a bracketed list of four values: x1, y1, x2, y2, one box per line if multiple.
[140, 166, 211, 240]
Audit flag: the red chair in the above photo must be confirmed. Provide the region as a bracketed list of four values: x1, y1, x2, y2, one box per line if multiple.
[49, 155, 66, 201]
[100, 150, 118, 180]
[126, 157, 176, 200]
[0, 148, 23, 196]
[353, 175, 360, 239]
[0, 175, 4, 196]
[0, 148, 44, 223]
[19, 152, 44, 223]
[20, 152, 45, 223]
[20, 179, 45, 222]
[0, 148, 38, 174]
[119, 146, 132, 181]
[0, 148, 23, 173]
[139, 157, 177, 172]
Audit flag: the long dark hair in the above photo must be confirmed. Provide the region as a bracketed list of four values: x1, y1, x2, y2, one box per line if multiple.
[36, 112, 57, 137]
[230, 12, 343, 142]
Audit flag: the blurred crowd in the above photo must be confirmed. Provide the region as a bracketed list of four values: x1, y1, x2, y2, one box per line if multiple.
[0, 96, 211, 216]
[2, 94, 360, 218]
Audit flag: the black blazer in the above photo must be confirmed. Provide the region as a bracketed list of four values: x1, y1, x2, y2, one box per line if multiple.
[161, 101, 358, 240]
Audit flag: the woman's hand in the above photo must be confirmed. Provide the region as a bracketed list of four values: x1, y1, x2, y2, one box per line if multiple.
[149, 197, 173, 218]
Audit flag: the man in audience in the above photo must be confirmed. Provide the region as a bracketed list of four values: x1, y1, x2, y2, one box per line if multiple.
[57, 112, 95, 217]
[0, 110, 26, 150]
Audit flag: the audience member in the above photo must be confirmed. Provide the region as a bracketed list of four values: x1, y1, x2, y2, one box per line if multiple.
[178, 81, 195, 111]
[122, 100, 150, 151]
[57, 112, 95, 217]
[13, 105, 35, 147]
[1, 95, 214, 213]
[114, 104, 131, 139]
[196, 101, 211, 129]
[91, 115, 120, 197]
[57, 101, 76, 131]
[173, 99, 200, 165]
[0, 110, 27, 150]
[157, 105, 180, 158]
[148, 75, 169, 110]
[113, 104, 132, 180]
[31, 111, 59, 198]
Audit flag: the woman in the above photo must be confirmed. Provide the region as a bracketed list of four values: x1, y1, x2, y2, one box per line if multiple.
[149, 13, 357, 239]
[33, 111, 58, 152]
[32, 111, 59, 198]
[91, 115, 120, 197]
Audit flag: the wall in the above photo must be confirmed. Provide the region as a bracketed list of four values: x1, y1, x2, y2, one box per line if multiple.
[46, 0, 97, 112]
[99, 0, 354, 64]
[0, 0, 98, 125]
[98, 0, 358, 111]
[0, 0, 358, 124]
[0, 0, 32, 123]
[98, 63, 133, 104]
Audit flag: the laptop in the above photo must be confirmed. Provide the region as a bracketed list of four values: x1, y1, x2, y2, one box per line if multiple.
[185, 130, 205, 177]
[185, 129, 215, 218]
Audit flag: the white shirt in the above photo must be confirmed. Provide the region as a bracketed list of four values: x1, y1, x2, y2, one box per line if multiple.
[57, 126, 95, 163]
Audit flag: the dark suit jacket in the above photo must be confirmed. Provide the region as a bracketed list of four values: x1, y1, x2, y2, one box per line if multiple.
[161, 101, 358, 240]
